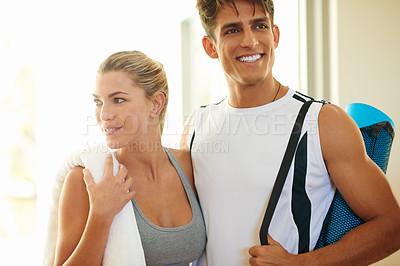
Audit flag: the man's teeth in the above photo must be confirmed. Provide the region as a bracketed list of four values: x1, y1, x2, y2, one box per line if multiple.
[105, 128, 116, 132]
[238, 54, 262, 62]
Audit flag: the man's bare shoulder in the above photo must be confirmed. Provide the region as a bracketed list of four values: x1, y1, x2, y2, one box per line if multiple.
[318, 103, 362, 147]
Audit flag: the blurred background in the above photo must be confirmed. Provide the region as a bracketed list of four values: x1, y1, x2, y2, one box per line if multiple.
[0, 0, 398, 265]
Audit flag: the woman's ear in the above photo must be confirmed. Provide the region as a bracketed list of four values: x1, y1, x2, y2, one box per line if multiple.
[150, 91, 165, 118]
[202, 36, 219, 59]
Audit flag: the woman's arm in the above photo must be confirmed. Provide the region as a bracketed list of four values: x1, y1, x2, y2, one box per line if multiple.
[54, 154, 135, 266]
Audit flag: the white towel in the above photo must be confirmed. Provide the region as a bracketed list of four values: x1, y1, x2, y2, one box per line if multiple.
[42, 145, 146, 265]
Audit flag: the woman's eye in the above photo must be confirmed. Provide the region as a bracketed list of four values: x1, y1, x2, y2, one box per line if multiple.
[114, 98, 125, 103]
[94, 99, 102, 106]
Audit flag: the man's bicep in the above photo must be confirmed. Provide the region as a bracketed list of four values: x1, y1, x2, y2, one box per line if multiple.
[319, 104, 397, 221]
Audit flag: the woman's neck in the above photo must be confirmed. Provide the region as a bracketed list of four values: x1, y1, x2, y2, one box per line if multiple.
[116, 138, 166, 181]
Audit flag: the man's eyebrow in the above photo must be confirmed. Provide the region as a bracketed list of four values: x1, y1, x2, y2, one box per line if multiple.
[253, 17, 269, 24]
[220, 17, 269, 31]
[221, 22, 243, 31]
[92, 91, 129, 98]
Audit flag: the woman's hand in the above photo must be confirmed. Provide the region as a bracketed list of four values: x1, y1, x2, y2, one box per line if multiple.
[83, 154, 136, 220]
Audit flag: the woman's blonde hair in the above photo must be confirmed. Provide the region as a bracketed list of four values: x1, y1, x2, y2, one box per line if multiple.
[98, 51, 169, 134]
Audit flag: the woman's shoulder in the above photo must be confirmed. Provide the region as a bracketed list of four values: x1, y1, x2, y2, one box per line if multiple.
[168, 148, 191, 163]
[61, 166, 86, 198]
[167, 148, 194, 189]
[168, 148, 192, 174]
[65, 166, 85, 182]
[59, 166, 89, 224]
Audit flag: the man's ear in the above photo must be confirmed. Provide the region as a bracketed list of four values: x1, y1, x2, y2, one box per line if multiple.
[202, 36, 218, 59]
[273, 25, 280, 49]
[150, 92, 165, 118]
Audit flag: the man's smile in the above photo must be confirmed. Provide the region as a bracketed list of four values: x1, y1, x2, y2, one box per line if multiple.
[236, 53, 264, 63]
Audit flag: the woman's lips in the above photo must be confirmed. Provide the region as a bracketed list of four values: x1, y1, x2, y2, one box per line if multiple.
[103, 127, 122, 135]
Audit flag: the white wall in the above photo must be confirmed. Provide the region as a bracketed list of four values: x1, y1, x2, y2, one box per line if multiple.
[335, 0, 400, 264]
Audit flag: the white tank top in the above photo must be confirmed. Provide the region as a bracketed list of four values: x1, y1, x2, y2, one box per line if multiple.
[187, 88, 335, 266]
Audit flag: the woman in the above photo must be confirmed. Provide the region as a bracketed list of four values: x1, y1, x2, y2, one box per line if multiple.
[54, 51, 206, 265]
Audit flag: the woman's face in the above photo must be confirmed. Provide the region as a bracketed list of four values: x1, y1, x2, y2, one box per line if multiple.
[93, 71, 153, 149]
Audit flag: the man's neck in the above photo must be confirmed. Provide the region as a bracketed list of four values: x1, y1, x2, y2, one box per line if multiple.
[227, 77, 280, 108]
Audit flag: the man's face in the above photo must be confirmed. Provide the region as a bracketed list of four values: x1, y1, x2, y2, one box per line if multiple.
[205, 0, 279, 87]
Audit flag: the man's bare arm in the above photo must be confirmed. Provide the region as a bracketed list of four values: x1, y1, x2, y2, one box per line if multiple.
[249, 104, 400, 265]
[307, 104, 400, 264]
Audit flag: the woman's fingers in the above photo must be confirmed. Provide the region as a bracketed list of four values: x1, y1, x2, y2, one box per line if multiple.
[104, 154, 129, 184]
[127, 188, 136, 200]
[104, 154, 114, 177]
[116, 163, 136, 199]
[122, 174, 136, 199]
[117, 164, 128, 182]
[83, 154, 136, 217]
[83, 168, 95, 188]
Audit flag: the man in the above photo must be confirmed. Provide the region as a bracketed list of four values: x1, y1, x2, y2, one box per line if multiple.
[181, 0, 400, 265]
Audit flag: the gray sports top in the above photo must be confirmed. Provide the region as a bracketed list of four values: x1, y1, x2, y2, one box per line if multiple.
[131, 148, 206, 266]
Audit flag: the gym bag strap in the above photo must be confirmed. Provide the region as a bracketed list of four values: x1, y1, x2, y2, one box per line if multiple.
[259, 100, 313, 246]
